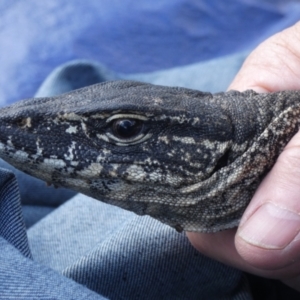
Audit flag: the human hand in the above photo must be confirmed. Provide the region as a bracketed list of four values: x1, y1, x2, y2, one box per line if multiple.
[187, 22, 300, 292]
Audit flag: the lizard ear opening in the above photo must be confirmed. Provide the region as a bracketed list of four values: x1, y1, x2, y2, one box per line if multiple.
[213, 149, 230, 173]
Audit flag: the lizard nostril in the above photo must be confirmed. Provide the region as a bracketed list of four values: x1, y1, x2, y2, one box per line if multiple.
[13, 117, 32, 129]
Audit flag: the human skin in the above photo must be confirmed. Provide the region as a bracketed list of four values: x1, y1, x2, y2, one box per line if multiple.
[187, 22, 300, 292]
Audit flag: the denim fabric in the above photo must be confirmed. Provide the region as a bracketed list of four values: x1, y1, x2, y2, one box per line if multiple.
[36, 52, 247, 98]
[0, 159, 75, 228]
[35, 61, 117, 98]
[0, 170, 105, 299]
[28, 195, 250, 299]
[125, 52, 248, 93]
[0, 159, 75, 207]
[2, 0, 300, 105]
[0, 168, 31, 258]
[0, 237, 105, 299]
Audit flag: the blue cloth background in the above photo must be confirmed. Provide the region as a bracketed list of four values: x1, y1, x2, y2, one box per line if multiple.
[1, 1, 300, 299]
[1, 0, 300, 105]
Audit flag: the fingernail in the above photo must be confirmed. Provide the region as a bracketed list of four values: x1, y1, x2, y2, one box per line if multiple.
[238, 203, 300, 249]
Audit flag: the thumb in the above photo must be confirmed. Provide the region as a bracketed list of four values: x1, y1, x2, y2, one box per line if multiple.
[228, 21, 300, 92]
[235, 131, 300, 270]
[230, 22, 300, 290]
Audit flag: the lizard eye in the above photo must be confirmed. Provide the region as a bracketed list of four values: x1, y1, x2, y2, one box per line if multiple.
[112, 119, 143, 139]
[104, 114, 152, 145]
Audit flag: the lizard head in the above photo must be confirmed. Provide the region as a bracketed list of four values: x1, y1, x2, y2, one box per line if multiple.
[0, 81, 261, 232]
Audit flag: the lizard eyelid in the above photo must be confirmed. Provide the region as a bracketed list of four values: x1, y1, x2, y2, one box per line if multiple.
[106, 113, 148, 123]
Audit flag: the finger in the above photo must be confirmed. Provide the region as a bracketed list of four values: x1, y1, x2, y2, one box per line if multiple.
[229, 23, 300, 290]
[236, 131, 300, 270]
[229, 21, 300, 92]
[187, 229, 300, 280]
[228, 21, 300, 272]
[188, 21, 300, 289]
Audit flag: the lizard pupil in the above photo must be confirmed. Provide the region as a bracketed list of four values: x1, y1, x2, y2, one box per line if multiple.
[112, 119, 143, 139]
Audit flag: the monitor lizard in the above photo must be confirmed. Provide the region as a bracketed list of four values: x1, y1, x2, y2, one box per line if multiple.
[0, 80, 298, 232]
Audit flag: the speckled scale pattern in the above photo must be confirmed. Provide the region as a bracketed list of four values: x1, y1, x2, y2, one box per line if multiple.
[0, 80, 299, 232]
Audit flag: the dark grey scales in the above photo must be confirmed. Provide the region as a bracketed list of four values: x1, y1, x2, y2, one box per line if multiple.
[0, 81, 298, 232]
